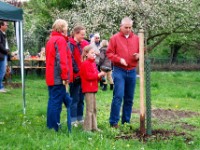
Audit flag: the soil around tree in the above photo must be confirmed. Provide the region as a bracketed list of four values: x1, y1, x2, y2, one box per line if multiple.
[115, 109, 199, 143]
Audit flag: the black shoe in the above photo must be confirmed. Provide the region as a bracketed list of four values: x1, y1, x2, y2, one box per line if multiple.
[102, 84, 107, 91]
[110, 84, 114, 90]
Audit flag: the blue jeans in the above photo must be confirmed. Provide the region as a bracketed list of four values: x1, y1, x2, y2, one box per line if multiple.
[47, 84, 66, 131]
[109, 66, 137, 125]
[69, 82, 84, 122]
[0, 56, 7, 89]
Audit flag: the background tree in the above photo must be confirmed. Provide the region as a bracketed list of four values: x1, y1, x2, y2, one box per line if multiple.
[22, 0, 200, 59]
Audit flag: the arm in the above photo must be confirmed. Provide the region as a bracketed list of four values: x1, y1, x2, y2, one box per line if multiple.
[106, 37, 127, 66]
[57, 39, 68, 80]
[106, 36, 121, 64]
[0, 37, 8, 54]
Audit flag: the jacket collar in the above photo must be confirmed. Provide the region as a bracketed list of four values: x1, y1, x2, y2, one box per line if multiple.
[51, 31, 67, 39]
[119, 31, 134, 38]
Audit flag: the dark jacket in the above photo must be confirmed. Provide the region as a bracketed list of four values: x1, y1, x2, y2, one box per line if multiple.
[99, 46, 112, 70]
[0, 30, 8, 61]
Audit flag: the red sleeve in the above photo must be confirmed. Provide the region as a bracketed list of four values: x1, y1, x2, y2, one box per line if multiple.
[106, 36, 121, 63]
[57, 38, 68, 80]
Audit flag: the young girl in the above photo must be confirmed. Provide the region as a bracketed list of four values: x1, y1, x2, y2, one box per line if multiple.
[80, 45, 105, 131]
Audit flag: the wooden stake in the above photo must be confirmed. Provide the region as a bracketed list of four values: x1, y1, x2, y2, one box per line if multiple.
[138, 28, 146, 135]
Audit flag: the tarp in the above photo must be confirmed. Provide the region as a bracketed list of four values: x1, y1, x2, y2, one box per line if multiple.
[0, 1, 23, 21]
[0, 2, 25, 114]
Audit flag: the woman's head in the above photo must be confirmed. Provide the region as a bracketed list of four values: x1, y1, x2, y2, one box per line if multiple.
[100, 40, 108, 48]
[82, 45, 96, 61]
[52, 19, 68, 35]
[73, 25, 86, 42]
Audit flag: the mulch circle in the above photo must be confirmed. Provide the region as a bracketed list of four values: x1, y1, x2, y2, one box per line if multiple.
[115, 129, 192, 143]
[114, 108, 199, 143]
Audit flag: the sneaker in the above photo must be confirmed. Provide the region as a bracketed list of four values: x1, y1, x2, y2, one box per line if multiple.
[92, 128, 102, 132]
[78, 120, 84, 125]
[0, 89, 7, 93]
[71, 121, 78, 127]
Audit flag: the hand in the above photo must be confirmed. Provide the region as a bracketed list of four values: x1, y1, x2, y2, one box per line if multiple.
[98, 71, 105, 78]
[62, 80, 69, 85]
[120, 58, 128, 66]
[133, 53, 139, 61]
[95, 52, 100, 56]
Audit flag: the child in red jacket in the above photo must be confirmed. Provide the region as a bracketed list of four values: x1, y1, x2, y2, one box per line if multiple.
[80, 45, 105, 131]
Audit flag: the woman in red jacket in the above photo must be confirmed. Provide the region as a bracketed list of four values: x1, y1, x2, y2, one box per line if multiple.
[80, 45, 105, 131]
[45, 19, 72, 131]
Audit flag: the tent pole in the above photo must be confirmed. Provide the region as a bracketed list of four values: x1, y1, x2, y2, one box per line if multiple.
[19, 21, 26, 114]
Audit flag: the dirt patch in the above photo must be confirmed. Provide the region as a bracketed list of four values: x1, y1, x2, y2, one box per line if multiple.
[179, 122, 197, 131]
[4, 82, 22, 88]
[132, 108, 200, 121]
[115, 129, 192, 143]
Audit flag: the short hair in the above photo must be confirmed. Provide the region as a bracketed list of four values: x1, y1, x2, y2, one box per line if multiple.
[100, 40, 108, 47]
[120, 17, 133, 26]
[82, 45, 93, 61]
[73, 25, 85, 35]
[0, 21, 5, 27]
[52, 19, 68, 33]
[94, 32, 100, 38]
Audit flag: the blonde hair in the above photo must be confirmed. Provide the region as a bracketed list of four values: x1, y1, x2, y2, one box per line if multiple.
[52, 19, 68, 34]
[82, 45, 93, 61]
[100, 40, 108, 48]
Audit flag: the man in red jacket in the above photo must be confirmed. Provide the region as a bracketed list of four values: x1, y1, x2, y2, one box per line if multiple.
[68, 25, 89, 126]
[107, 17, 139, 128]
[46, 19, 72, 131]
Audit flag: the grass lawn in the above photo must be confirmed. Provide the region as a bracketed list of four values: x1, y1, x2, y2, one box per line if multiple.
[0, 71, 200, 150]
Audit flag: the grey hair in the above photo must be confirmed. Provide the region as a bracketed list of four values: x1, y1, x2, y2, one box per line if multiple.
[120, 17, 133, 26]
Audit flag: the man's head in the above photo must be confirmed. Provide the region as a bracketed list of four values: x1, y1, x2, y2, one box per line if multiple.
[120, 17, 133, 36]
[93, 33, 100, 43]
[73, 25, 86, 42]
[0, 21, 8, 32]
[52, 19, 68, 35]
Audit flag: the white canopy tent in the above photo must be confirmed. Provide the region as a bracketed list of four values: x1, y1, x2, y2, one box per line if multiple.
[0, 1, 26, 114]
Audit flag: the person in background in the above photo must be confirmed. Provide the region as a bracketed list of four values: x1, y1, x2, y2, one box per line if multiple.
[45, 19, 72, 131]
[0, 21, 10, 93]
[68, 25, 89, 126]
[99, 40, 114, 91]
[90, 33, 101, 67]
[107, 17, 139, 128]
[80, 45, 105, 131]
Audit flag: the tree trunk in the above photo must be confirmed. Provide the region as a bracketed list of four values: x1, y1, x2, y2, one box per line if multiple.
[170, 44, 182, 64]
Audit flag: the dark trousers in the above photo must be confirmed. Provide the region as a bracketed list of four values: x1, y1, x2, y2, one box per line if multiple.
[69, 82, 84, 122]
[47, 84, 66, 131]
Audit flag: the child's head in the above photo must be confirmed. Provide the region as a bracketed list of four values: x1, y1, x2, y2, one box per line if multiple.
[82, 45, 96, 61]
[100, 40, 108, 48]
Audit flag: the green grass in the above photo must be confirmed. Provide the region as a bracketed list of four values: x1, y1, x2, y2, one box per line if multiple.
[0, 72, 200, 150]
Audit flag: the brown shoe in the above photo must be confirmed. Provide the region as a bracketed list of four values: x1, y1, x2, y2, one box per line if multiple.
[110, 124, 119, 128]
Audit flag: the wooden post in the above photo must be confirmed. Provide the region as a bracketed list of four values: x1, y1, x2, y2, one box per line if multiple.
[138, 28, 145, 135]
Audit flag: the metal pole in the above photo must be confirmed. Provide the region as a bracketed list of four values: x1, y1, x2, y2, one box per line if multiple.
[145, 59, 152, 135]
